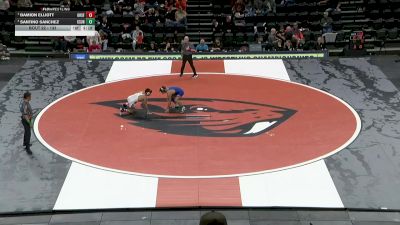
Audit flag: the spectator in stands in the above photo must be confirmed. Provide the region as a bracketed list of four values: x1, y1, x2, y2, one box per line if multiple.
[54, 37, 67, 52]
[146, 0, 159, 9]
[87, 30, 102, 48]
[99, 31, 108, 51]
[293, 22, 305, 49]
[318, 0, 341, 12]
[126, 0, 135, 6]
[164, 0, 174, 11]
[351, 31, 364, 50]
[147, 42, 158, 52]
[320, 11, 333, 33]
[211, 38, 223, 52]
[131, 25, 144, 50]
[88, 40, 102, 53]
[64, 36, 77, 52]
[17, 0, 32, 8]
[234, 9, 245, 28]
[121, 23, 133, 43]
[114, 1, 124, 15]
[175, 8, 187, 27]
[240, 45, 249, 52]
[134, 1, 146, 16]
[0, 0, 10, 14]
[99, 16, 112, 35]
[122, 1, 134, 15]
[165, 6, 177, 27]
[276, 25, 286, 44]
[256, 35, 264, 44]
[196, 39, 209, 52]
[253, 0, 267, 16]
[133, 14, 143, 28]
[232, 0, 245, 14]
[280, 0, 295, 7]
[176, 0, 187, 11]
[244, 1, 255, 17]
[266, 0, 276, 14]
[74, 38, 85, 52]
[316, 36, 326, 50]
[284, 26, 295, 50]
[223, 15, 234, 33]
[267, 28, 281, 50]
[60, 0, 71, 7]
[147, 9, 161, 25]
[254, 24, 267, 43]
[154, 9, 163, 24]
[164, 42, 175, 52]
[70, 0, 84, 10]
[146, 7, 158, 25]
[0, 42, 10, 60]
[212, 19, 222, 33]
[103, 4, 114, 16]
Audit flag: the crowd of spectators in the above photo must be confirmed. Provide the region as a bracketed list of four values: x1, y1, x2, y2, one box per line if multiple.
[0, 0, 358, 54]
[205, 0, 343, 52]
[49, 0, 188, 53]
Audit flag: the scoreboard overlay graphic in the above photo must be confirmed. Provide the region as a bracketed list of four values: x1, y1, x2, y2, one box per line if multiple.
[15, 10, 96, 36]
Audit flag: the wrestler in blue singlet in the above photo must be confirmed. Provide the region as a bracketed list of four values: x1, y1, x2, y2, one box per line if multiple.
[168, 87, 185, 97]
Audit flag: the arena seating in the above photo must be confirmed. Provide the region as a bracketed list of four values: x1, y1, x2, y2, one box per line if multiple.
[0, 0, 399, 55]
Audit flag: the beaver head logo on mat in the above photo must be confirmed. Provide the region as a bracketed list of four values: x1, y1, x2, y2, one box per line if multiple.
[95, 98, 296, 137]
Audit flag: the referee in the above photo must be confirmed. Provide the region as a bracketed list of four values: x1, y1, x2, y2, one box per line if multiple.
[180, 36, 198, 78]
[20, 91, 33, 155]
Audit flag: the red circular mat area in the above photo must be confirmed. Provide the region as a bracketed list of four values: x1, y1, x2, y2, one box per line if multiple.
[36, 74, 360, 177]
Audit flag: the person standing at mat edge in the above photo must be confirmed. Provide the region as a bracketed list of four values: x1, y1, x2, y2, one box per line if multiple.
[180, 36, 198, 78]
[20, 91, 33, 155]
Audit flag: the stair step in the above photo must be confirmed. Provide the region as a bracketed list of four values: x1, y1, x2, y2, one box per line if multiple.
[186, 28, 213, 32]
[187, 9, 212, 13]
[341, 15, 365, 20]
[187, 18, 213, 23]
[187, 13, 213, 17]
[190, 0, 212, 4]
[341, 10, 362, 15]
[340, 0, 364, 5]
[185, 31, 213, 36]
[187, 23, 213, 26]
[187, 4, 213, 8]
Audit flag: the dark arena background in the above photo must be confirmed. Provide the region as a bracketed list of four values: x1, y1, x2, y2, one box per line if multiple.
[1, 0, 400, 224]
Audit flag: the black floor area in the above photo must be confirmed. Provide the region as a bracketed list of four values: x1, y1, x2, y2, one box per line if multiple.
[369, 55, 400, 89]
[0, 59, 26, 90]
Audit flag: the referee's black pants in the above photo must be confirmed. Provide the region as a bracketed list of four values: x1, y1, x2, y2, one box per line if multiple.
[21, 118, 31, 147]
[180, 54, 197, 75]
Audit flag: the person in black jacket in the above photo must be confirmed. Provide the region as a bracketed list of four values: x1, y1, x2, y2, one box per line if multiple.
[20, 91, 33, 155]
